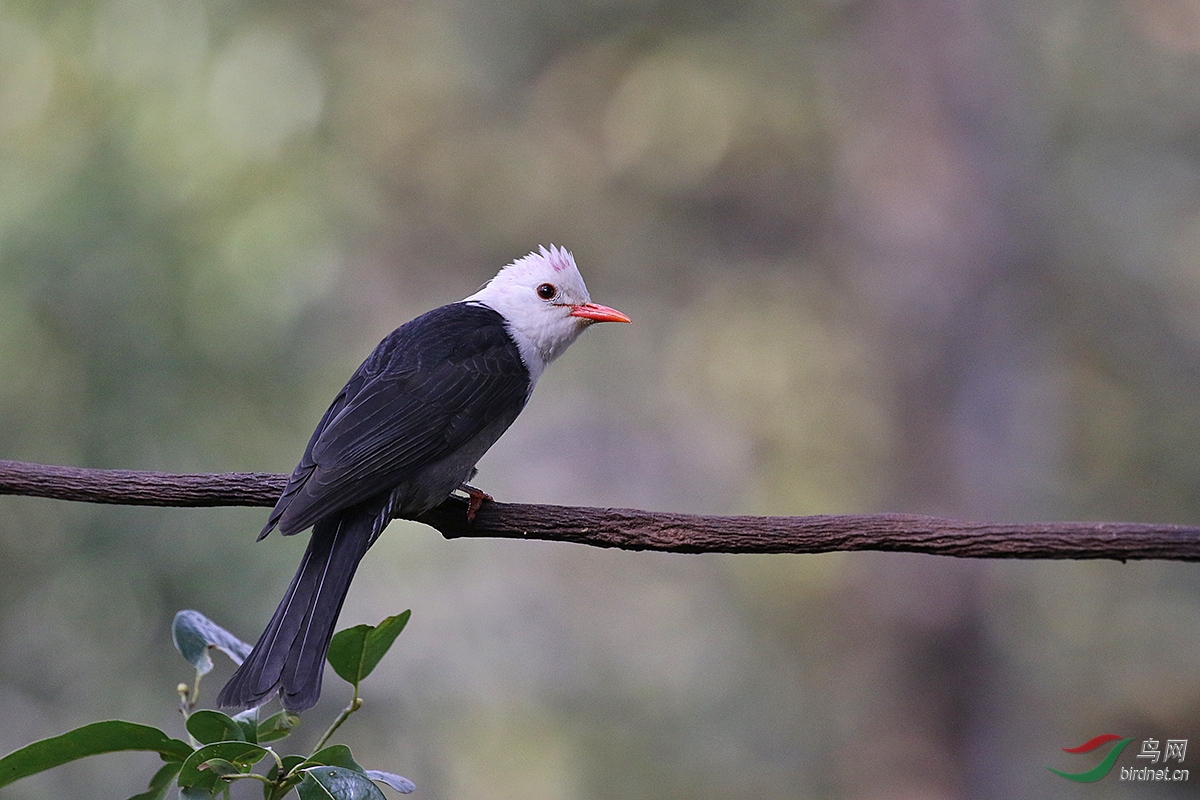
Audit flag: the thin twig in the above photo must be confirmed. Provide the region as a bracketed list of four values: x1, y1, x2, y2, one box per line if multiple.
[2, 459, 1199, 561]
[309, 697, 364, 756]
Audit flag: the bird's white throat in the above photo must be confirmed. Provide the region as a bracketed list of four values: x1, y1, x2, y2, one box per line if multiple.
[464, 245, 596, 389]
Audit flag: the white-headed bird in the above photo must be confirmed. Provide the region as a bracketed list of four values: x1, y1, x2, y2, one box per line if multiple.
[217, 246, 629, 711]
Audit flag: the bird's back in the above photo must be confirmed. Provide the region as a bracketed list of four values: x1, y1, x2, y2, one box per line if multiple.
[265, 302, 531, 538]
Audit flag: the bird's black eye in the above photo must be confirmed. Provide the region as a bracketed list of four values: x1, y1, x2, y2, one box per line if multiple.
[536, 283, 557, 300]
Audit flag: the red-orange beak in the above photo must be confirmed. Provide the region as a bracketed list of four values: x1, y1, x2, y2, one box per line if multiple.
[569, 302, 631, 324]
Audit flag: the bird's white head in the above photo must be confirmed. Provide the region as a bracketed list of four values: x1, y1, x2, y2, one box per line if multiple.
[465, 245, 630, 384]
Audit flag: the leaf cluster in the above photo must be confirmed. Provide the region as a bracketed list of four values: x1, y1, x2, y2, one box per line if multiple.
[0, 610, 414, 799]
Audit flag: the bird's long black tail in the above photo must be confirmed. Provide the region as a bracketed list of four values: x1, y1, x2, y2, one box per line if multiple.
[216, 506, 378, 712]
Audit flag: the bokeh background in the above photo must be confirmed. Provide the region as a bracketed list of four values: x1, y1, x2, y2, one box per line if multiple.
[2, 0, 1200, 797]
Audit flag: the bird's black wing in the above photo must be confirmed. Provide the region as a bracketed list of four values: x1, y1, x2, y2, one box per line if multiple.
[263, 302, 529, 537]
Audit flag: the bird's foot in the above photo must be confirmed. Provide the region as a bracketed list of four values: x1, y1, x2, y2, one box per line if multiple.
[458, 483, 493, 523]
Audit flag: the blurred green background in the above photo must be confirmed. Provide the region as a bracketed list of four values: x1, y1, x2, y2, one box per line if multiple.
[2, 0, 1200, 797]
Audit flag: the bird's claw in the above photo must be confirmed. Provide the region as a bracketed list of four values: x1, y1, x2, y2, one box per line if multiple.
[458, 483, 493, 523]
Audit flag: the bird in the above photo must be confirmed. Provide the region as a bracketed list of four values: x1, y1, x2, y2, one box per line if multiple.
[217, 245, 629, 712]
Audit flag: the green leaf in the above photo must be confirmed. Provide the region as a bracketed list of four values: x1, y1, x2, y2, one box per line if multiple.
[326, 625, 371, 685]
[231, 708, 261, 744]
[256, 711, 300, 743]
[0, 720, 192, 789]
[298, 766, 386, 800]
[172, 610, 252, 674]
[364, 770, 415, 794]
[127, 761, 183, 800]
[305, 745, 364, 772]
[186, 711, 247, 745]
[266, 753, 310, 798]
[178, 742, 268, 789]
[274, 753, 307, 777]
[197, 757, 241, 777]
[326, 611, 410, 686]
[268, 754, 308, 784]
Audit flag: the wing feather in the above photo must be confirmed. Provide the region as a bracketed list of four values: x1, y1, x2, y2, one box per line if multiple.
[263, 303, 528, 537]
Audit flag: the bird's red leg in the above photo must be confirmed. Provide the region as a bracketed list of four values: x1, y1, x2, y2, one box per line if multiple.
[458, 483, 493, 523]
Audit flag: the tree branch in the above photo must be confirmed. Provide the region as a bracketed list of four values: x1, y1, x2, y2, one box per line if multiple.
[0, 459, 286, 507]
[2, 459, 1198, 561]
